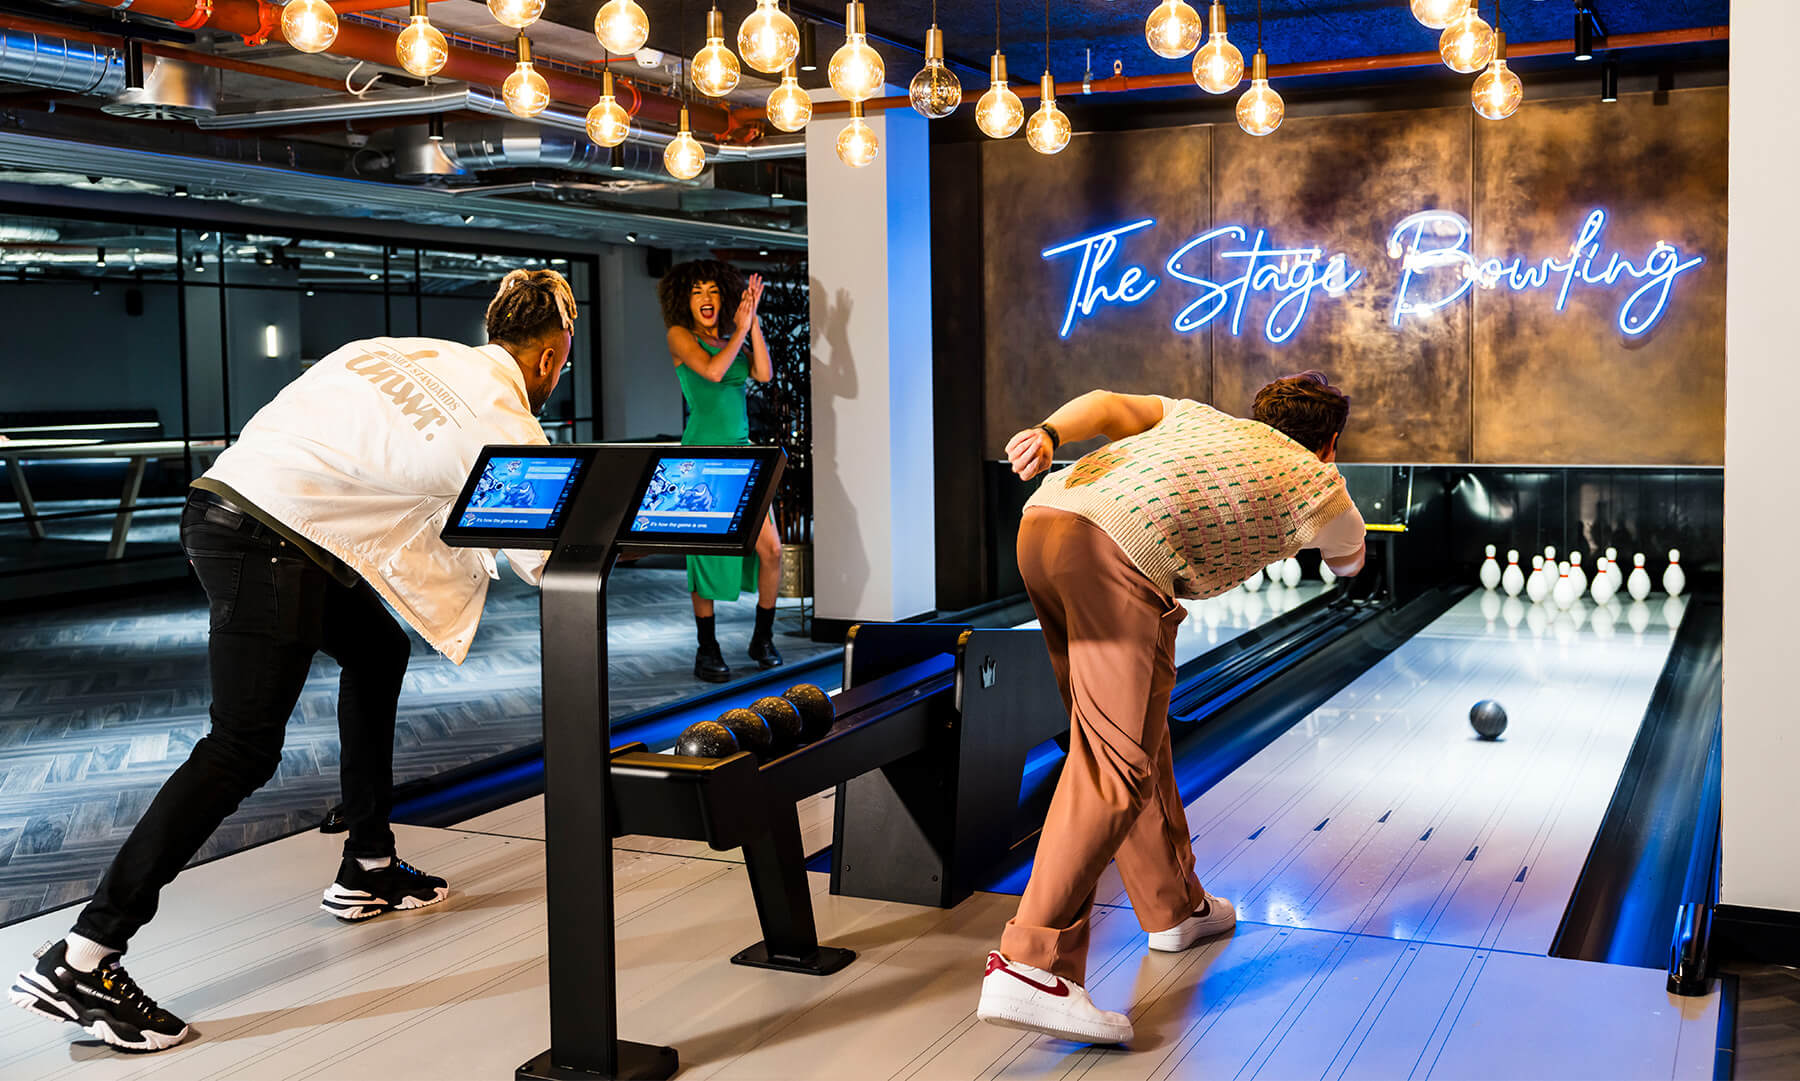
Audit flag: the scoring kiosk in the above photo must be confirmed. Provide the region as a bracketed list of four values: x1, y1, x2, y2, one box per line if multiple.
[443, 443, 785, 1081]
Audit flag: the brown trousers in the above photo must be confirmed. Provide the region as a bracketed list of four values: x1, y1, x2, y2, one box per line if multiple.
[999, 508, 1207, 985]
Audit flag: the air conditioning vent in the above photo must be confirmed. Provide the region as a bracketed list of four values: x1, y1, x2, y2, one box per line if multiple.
[103, 56, 216, 120]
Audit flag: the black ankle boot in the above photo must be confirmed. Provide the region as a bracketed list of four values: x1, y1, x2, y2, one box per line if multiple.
[694, 642, 731, 683]
[748, 636, 783, 670]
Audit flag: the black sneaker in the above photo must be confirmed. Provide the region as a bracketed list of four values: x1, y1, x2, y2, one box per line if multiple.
[695, 642, 731, 683]
[320, 856, 448, 921]
[10, 940, 189, 1052]
[748, 636, 783, 670]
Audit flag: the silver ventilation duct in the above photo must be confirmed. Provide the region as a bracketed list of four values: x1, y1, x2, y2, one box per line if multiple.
[0, 28, 124, 96]
[102, 56, 218, 120]
[446, 127, 672, 179]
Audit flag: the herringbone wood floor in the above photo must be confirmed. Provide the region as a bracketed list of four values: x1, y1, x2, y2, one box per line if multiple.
[0, 560, 828, 925]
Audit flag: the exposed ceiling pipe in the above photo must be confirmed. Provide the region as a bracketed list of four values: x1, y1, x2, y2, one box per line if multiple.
[747, 23, 1731, 118]
[0, 12, 343, 91]
[445, 128, 674, 178]
[0, 26, 125, 96]
[69, 0, 735, 135]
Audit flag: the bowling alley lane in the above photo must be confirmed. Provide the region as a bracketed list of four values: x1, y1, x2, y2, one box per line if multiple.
[1085, 591, 1690, 956]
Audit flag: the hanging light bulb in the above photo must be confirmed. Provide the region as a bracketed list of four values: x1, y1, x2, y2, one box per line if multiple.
[586, 69, 631, 146]
[503, 35, 550, 117]
[1192, 1, 1243, 94]
[1472, 30, 1522, 119]
[767, 62, 813, 131]
[1236, 48, 1282, 135]
[1440, 6, 1495, 73]
[486, 0, 544, 31]
[1145, 0, 1203, 60]
[396, 0, 448, 77]
[665, 106, 708, 179]
[739, 0, 800, 74]
[909, 20, 962, 119]
[975, 52, 1024, 138]
[694, 6, 741, 97]
[1410, 0, 1467, 31]
[280, 0, 338, 53]
[594, 0, 650, 54]
[836, 100, 880, 167]
[1026, 72, 1070, 155]
[829, 2, 884, 102]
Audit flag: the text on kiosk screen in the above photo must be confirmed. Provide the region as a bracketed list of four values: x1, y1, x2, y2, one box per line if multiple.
[628, 457, 764, 536]
[456, 456, 582, 532]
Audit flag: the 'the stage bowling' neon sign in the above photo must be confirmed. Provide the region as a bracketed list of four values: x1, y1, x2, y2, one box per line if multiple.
[1041, 208, 1703, 343]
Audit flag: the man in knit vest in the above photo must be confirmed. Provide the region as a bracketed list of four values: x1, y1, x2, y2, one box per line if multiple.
[976, 372, 1367, 1045]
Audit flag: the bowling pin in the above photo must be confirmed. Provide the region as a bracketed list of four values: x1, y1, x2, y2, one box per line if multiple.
[1500, 549, 1525, 597]
[1568, 551, 1588, 597]
[1663, 549, 1686, 597]
[1604, 547, 1623, 593]
[1553, 562, 1578, 609]
[1525, 555, 1551, 604]
[1479, 544, 1502, 590]
[1243, 566, 1264, 592]
[1282, 557, 1303, 589]
[1627, 553, 1652, 601]
[1319, 559, 1337, 586]
[1544, 545, 1557, 568]
[1590, 557, 1617, 604]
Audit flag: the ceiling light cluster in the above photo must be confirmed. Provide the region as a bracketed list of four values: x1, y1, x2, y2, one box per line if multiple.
[1410, 0, 1528, 119]
[1143, 0, 1280, 135]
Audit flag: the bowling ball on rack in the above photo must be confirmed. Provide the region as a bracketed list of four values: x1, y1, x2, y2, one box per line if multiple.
[783, 683, 836, 742]
[676, 720, 740, 758]
[716, 708, 774, 758]
[1469, 700, 1508, 741]
[748, 696, 804, 753]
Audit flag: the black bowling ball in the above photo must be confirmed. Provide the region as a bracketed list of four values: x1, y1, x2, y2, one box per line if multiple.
[1469, 699, 1508, 741]
[749, 696, 804, 753]
[784, 683, 835, 742]
[717, 708, 774, 758]
[676, 720, 740, 758]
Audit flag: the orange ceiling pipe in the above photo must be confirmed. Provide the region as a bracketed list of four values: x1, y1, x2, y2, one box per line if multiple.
[71, 0, 732, 132]
[0, 11, 346, 90]
[753, 24, 1729, 119]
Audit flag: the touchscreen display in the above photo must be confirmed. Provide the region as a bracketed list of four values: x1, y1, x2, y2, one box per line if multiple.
[625, 456, 765, 537]
[455, 455, 584, 533]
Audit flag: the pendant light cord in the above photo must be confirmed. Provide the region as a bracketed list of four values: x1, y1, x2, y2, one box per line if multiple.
[1043, 0, 1048, 70]
[994, 0, 1000, 51]
[1256, 0, 1263, 53]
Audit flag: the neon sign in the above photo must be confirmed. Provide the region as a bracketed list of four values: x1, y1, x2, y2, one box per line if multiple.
[1041, 209, 1702, 342]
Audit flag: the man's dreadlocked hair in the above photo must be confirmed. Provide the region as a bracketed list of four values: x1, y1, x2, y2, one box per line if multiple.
[657, 259, 746, 337]
[1252, 370, 1351, 455]
[486, 268, 577, 348]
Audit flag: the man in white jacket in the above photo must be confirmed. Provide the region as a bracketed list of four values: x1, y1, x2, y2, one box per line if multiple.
[10, 269, 576, 1053]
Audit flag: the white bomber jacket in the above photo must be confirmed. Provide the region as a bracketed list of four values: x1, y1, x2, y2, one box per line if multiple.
[202, 336, 550, 664]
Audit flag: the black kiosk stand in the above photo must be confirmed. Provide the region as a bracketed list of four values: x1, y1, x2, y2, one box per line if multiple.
[442, 444, 785, 1081]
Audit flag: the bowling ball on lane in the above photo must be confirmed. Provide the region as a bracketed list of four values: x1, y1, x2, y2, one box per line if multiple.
[676, 720, 740, 758]
[749, 696, 804, 754]
[783, 683, 835, 742]
[717, 708, 774, 758]
[1469, 700, 1508, 741]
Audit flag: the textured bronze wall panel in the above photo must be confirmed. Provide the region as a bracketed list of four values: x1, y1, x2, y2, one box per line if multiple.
[1472, 88, 1725, 465]
[1211, 106, 1475, 462]
[981, 126, 1211, 458]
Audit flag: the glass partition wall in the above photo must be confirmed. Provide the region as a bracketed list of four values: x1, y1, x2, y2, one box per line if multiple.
[0, 212, 597, 582]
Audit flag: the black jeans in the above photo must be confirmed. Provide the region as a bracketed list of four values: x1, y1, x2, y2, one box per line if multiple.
[74, 495, 412, 951]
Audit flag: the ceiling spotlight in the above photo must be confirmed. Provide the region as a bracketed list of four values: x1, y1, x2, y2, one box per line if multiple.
[1574, 2, 1595, 61]
[609, 144, 626, 171]
[192, 250, 204, 271]
[173, 185, 189, 197]
[368, 272, 381, 280]
[428, 114, 446, 142]
[91, 282, 102, 297]
[460, 213, 476, 223]
[798, 19, 817, 72]
[1600, 59, 1618, 101]
[124, 40, 145, 92]
[626, 231, 639, 243]
[96, 246, 107, 267]
[758, 247, 770, 256]
[324, 249, 335, 258]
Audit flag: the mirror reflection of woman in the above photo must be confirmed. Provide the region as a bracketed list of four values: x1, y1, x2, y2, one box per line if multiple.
[659, 259, 783, 682]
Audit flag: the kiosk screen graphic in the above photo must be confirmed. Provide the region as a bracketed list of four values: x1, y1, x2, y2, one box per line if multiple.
[625, 456, 765, 538]
[455, 456, 584, 533]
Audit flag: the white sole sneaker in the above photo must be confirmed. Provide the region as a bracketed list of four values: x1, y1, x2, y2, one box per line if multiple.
[975, 952, 1132, 1045]
[1147, 893, 1237, 952]
[320, 883, 448, 921]
[10, 971, 189, 1051]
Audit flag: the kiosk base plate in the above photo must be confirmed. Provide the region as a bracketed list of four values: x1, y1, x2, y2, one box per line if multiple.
[516, 1042, 679, 1080]
[729, 942, 857, 976]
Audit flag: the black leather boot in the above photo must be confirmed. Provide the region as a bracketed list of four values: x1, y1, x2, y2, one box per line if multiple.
[695, 642, 731, 683]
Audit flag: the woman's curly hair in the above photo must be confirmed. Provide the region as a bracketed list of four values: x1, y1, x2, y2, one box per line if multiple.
[658, 259, 746, 336]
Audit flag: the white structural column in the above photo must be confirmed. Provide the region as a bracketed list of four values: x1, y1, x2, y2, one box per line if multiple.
[1723, 3, 1800, 913]
[807, 105, 936, 625]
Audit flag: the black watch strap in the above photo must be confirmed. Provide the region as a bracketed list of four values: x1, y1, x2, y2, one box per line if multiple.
[1036, 422, 1062, 451]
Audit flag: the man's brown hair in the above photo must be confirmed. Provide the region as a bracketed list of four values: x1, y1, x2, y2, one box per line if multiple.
[486, 268, 577, 347]
[1252, 370, 1350, 454]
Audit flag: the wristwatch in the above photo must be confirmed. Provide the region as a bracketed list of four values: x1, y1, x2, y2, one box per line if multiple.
[1035, 422, 1062, 451]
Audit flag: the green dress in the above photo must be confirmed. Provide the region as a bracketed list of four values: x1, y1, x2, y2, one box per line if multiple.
[677, 335, 760, 600]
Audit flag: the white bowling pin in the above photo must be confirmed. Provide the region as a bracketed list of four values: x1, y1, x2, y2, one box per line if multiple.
[1553, 562, 1579, 609]
[1568, 551, 1588, 597]
[1479, 544, 1502, 590]
[1544, 545, 1557, 567]
[1525, 555, 1551, 604]
[1500, 549, 1524, 597]
[1282, 557, 1303, 589]
[1663, 548, 1685, 597]
[1590, 557, 1617, 604]
[1265, 562, 1285, 590]
[1627, 553, 1652, 601]
[1604, 547, 1623, 593]
[1243, 566, 1264, 592]
[1319, 559, 1337, 586]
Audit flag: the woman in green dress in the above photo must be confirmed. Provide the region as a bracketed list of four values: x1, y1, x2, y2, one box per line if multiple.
[658, 259, 782, 682]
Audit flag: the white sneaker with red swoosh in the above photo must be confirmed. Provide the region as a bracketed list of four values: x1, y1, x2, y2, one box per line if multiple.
[976, 952, 1133, 1045]
[1146, 892, 1237, 952]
